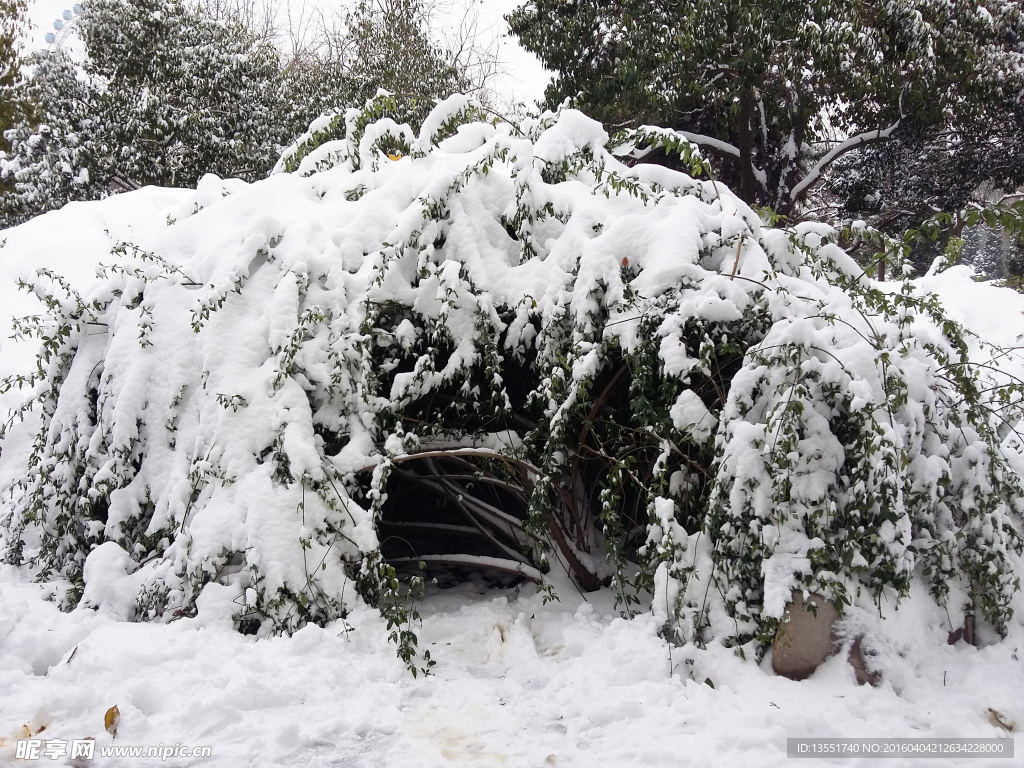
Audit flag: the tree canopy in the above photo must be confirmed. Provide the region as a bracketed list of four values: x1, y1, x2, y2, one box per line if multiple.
[80, 0, 286, 188]
[831, 104, 1024, 236]
[508, 0, 1024, 217]
[1, 0, 286, 225]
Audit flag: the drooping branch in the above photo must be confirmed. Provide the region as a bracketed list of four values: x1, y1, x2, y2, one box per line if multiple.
[422, 458, 530, 564]
[790, 120, 901, 203]
[380, 520, 482, 537]
[363, 446, 606, 590]
[356, 448, 541, 481]
[677, 131, 740, 159]
[389, 466, 530, 547]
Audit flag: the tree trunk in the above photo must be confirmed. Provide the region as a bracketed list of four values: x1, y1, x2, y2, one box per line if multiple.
[736, 89, 761, 206]
[777, 111, 807, 218]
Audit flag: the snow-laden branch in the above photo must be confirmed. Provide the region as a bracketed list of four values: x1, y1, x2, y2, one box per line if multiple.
[355, 448, 540, 480]
[678, 131, 741, 159]
[790, 120, 901, 202]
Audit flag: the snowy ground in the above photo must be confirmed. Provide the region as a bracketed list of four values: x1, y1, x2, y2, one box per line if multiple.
[2, 190, 1024, 767]
[1, 564, 1022, 768]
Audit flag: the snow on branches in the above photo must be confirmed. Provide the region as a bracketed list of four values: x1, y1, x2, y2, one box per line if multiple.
[1, 95, 1022, 665]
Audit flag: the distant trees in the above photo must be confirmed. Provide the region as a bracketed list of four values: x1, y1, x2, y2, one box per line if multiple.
[0, 0, 492, 227]
[0, 50, 104, 221]
[0, 0, 28, 154]
[281, 0, 477, 136]
[1, 0, 286, 225]
[508, 0, 1024, 220]
[81, 0, 286, 187]
[346, 0, 470, 105]
[1, 0, 285, 225]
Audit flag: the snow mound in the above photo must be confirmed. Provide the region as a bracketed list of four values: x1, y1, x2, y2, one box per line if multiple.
[0, 96, 1021, 670]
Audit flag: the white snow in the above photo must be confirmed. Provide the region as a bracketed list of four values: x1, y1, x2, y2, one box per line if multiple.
[0, 564, 1022, 767]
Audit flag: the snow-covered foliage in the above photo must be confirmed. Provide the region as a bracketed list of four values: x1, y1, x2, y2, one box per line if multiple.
[1, 0, 492, 229]
[78, 0, 285, 187]
[2, 96, 1022, 667]
[0, 0, 28, 142]
[828, 105, 1024, 255]
[0, 51, 103, 224]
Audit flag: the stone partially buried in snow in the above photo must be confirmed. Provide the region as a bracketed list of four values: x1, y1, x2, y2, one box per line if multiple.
[772, 590, 839, 681]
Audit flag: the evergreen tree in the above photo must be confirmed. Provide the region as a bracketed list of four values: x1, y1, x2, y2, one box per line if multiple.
[347, 0, 467, 105]
[0, 51, 105, 224]
[0, 0, 28, 154]
[280, 43, 361, 143]
[508, 0, 1024, 217]
[2, 0, 286, 226]
[1, 0, 482, 227]
[830, 105, 1024, 237]
[281, 0, 472, 140]
[79, 0, 286, 188]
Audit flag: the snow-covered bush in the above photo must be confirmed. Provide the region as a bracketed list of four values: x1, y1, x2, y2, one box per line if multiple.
[2, 95, 1022, 667]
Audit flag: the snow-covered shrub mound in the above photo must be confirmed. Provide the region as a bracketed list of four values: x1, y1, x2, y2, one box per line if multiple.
[1, 95, 1022, 666]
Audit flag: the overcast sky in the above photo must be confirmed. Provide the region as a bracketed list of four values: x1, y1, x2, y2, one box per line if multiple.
[446, 0, 550, 108]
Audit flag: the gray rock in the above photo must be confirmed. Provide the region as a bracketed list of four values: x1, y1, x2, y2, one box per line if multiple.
[772, 591, 840, 681]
